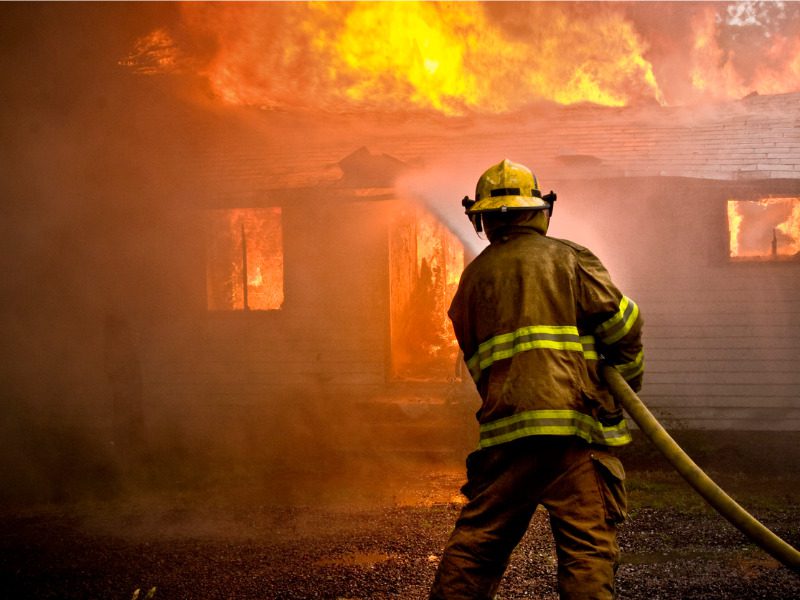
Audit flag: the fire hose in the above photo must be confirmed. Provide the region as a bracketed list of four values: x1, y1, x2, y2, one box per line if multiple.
[601, 364, 800, 573]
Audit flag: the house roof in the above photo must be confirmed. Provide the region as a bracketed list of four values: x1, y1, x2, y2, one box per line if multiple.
[159, 85, 800, 203]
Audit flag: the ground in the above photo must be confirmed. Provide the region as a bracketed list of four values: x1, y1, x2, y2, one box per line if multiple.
[1, 433, 799, 599]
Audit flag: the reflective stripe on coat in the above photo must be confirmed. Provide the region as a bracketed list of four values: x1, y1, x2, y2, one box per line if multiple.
[448, 226, 644, 448]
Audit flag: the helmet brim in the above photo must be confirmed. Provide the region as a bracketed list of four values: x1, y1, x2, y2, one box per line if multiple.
[467, 195, 549, 213]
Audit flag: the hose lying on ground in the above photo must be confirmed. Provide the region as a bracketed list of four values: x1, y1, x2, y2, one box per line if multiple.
[601, 364, 800, 573]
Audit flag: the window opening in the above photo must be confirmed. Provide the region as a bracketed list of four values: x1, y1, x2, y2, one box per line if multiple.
[389, 205, 464, 381]
[727, 197, 800, 261]
[206, 208, 284, 310]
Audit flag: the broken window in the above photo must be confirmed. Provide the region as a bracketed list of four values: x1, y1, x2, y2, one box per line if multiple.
[389, 205, 464, 381]
[206, 208, 284, 310]
[727, 197, 800, 260]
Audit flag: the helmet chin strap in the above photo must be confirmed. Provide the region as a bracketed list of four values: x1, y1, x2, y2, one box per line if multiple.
[462, 196, 483, 233]
[543, 191, 557, 216]
[472, 214, 484, 234]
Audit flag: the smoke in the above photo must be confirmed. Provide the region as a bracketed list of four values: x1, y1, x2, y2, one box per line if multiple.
[395, 158, 634, 277]
[0, 3, 226, 504]
[0, 3, 476, 508]
[396, 161, 489, 260]
[492, 1, 800, 105]
[2, 1, 797, 514]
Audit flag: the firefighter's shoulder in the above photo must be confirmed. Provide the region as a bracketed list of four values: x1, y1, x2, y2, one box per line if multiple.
[549, 237, 608, 268]
[549, 236, 593, 255]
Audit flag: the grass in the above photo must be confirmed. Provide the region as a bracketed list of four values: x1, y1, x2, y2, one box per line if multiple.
[626, 469, 708, 512]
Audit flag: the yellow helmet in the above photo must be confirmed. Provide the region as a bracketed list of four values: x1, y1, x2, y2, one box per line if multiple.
[461, 159, 556, 233]
[470, 159, 549, 213]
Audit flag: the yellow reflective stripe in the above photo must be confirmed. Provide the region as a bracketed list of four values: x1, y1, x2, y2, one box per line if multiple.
[479, 409, 632, 448]
[596, 296, 639, 345]
[580, 335, 598, 361]
[475, 325, 581, 353]
[480, 408, 587, 432]
[616, 350, 644, 381]
[466, 325, 583, 381]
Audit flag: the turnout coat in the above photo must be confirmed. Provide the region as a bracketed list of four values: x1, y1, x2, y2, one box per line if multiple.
[448, 225, 644, 449]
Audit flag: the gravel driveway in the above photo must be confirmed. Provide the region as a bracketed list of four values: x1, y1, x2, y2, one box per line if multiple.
[1, 461, 798, 600]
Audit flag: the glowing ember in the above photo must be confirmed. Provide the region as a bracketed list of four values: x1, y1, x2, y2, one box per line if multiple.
[390, 205, 463, 381]
[727, 198, 800, 259]
[206, 208, 284, 310]
[119, 28, 182, 75]
[122, 3, 800, 114]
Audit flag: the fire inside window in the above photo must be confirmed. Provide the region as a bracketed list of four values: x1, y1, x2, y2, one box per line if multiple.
[390, 206, 464, 381]
[206, 208, 284, 311]
[727, 198, 800, 260]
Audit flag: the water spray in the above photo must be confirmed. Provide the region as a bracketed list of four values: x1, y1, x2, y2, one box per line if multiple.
[395, 168, 489, 260]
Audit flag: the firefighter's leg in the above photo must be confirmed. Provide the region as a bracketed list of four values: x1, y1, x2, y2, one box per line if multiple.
[429, 446, 539, 600]
[542, 447, 626, 600]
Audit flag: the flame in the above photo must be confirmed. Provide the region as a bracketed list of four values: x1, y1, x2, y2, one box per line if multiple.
[727, 198, 800, 259]
[119, 28, 182, 75]
[127, 2, 664, 114]
[774, 199, 800, 255]
[206, 208, 284, 310]
[390, 205, 463, 380]
[248, 266, 263, 288]
[727, 200, 744, 257]
[689, 5, 800, 102]
[124, 3, 800, 113]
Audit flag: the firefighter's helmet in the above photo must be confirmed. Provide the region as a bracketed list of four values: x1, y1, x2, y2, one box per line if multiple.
[461, 159, 556, 233]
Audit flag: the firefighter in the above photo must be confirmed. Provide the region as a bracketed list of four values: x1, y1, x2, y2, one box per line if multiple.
[429, 160, 644, 600]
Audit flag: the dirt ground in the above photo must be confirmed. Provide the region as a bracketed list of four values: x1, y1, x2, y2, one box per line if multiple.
[1, 433, 799, 599]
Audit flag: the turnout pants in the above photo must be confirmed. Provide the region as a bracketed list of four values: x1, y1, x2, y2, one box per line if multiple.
[429, 436, 627, 600]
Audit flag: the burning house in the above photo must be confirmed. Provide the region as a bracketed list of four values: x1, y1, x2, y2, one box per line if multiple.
[143, 91, 800, 451]
[1, 2, 800, 497]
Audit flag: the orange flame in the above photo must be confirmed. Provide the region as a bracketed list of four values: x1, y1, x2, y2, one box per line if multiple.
[726, 200, 744, 258]
[390, 205, 463, 380]
[126, 2, 664, 113]
[690, 6, 800, 102]
[119, 28, 182, 75]
[727, 198, 800, 259]
[206, 208, 284, 311]
[124, 2, 800, 114]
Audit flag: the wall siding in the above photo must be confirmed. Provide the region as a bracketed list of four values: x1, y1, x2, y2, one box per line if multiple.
[555, 178, 800, 430]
